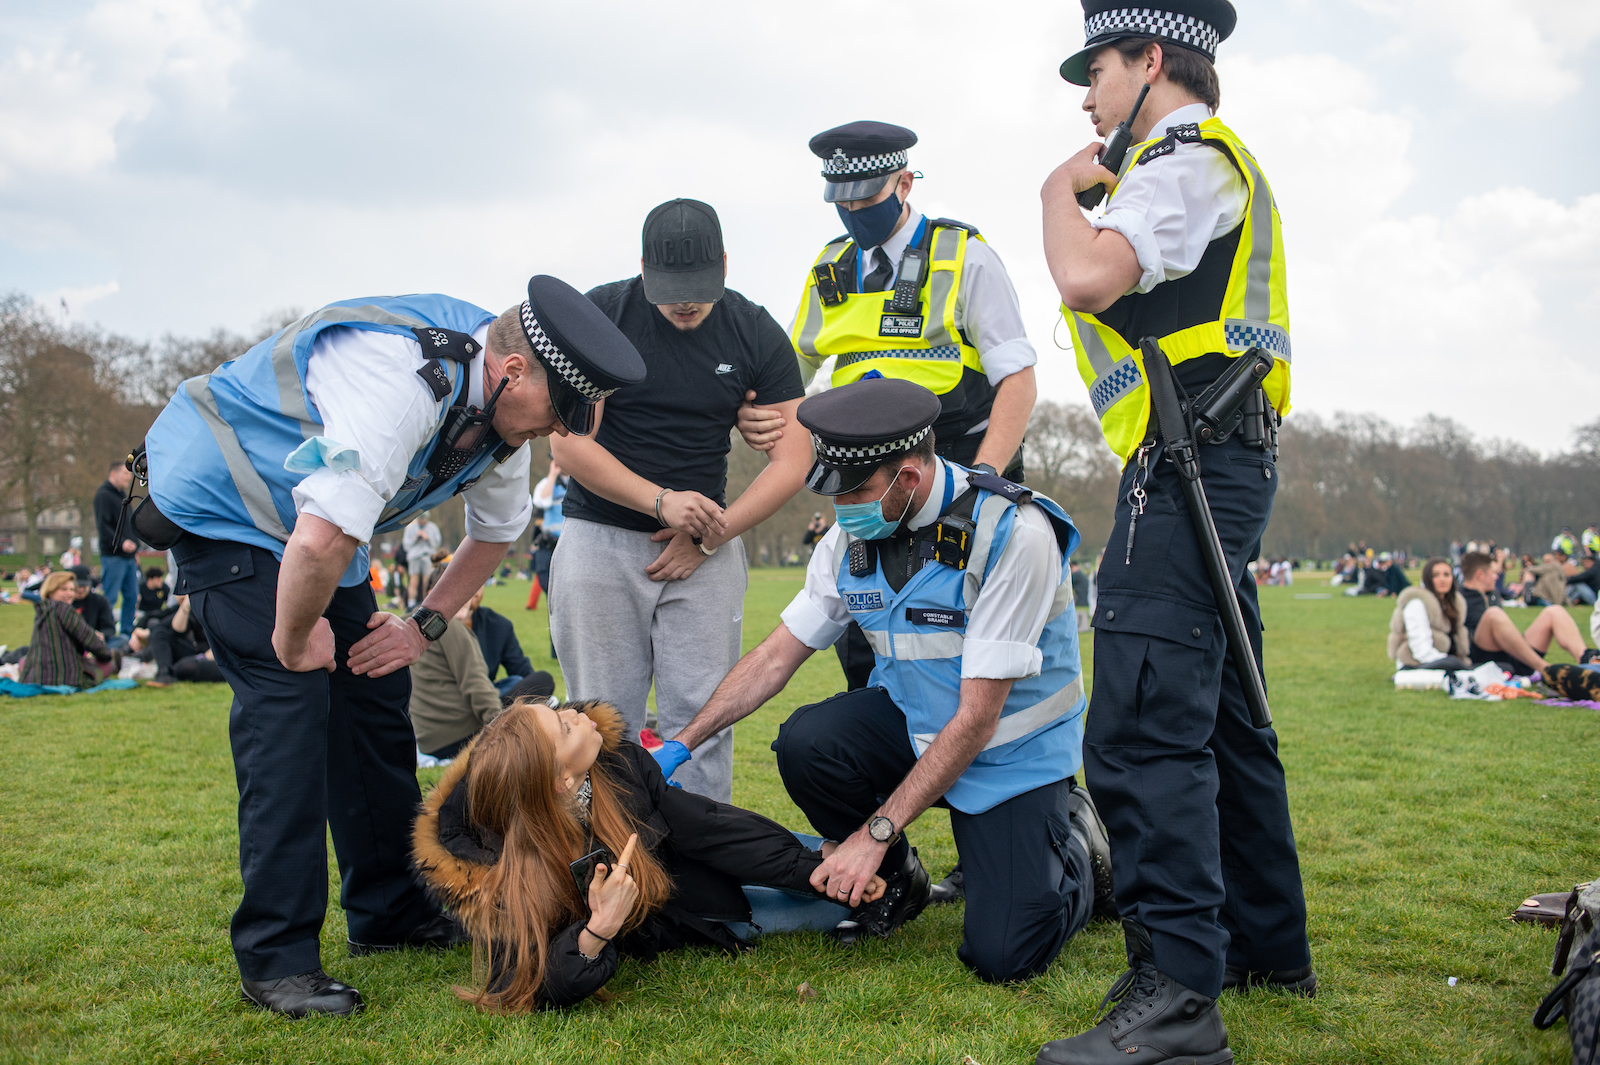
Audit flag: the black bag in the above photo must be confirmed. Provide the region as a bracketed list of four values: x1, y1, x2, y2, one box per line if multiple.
[1534, 882, 1600, 1063]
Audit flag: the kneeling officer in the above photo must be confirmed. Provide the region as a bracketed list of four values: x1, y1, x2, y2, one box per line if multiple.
[655, 377, 1112, 981]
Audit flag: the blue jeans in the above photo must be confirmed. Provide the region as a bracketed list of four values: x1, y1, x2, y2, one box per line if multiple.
[1570, 584, 1597, 607]
[101, 556, 141, 635]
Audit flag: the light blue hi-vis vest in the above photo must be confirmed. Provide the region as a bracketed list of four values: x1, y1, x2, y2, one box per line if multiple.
[836, 465, 1087, 814]
[146, 295, 501, 587]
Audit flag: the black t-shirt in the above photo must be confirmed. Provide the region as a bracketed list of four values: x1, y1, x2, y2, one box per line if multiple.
[1462, 586, 1498, 640]
[565, 278, 805, 533]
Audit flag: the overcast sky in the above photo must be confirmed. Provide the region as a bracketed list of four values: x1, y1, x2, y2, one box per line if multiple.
[2, 0, 1596, 454]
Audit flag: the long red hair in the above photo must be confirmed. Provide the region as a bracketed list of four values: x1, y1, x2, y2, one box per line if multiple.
[453, 700, 671, 1012]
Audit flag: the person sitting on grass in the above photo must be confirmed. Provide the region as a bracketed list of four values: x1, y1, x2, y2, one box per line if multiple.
[21, 571, 115, 688]
[136, 566, 169, 622]
[1522, 552, 1570, 608]
[408, 570, 555, 762]
[465, 586, 536, 697]
[140, 595, 225, 687]
[68, 565, 124, 650]
[412, 698, 883, 1011]
[1387, 557, 1471, 672]
[1459, 551, 1588, 676]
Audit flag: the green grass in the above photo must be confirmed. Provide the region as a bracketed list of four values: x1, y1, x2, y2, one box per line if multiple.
[0, 573, 1595, 1064]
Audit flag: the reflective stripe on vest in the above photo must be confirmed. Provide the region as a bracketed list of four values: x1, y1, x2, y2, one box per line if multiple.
[834, 465, 1086, 814]
[1064, 118, 1292, 465]
[791, 224, 984, 396]
[146, 294, 496, 586]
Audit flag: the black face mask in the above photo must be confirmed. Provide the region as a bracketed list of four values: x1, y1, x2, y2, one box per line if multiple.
[837, 191, 902, 249]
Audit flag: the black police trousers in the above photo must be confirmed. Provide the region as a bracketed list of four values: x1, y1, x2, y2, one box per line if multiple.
[772, 686, 1093, 983]
[175, 537, 440, 981]
[1087, 434, 1309, 999]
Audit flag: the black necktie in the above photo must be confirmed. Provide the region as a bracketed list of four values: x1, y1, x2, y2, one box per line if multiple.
[863, 247, 893, 292]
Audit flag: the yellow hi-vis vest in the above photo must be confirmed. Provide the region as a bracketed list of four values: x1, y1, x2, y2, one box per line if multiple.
[791, 220, 996, 438]
[1064, 117, 1292, 466]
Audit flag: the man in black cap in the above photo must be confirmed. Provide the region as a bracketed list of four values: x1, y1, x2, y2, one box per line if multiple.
[655, 376, 1112, 983]
[551, 198, 809, 801]
[1036, 3, 1311, 1063]
[142, 277, 645, 1018]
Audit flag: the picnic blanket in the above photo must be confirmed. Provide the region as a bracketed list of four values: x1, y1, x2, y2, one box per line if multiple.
[0, 677, 138, 698]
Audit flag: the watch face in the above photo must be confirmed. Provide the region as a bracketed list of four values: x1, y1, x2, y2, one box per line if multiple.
[869, 816, 894, 842]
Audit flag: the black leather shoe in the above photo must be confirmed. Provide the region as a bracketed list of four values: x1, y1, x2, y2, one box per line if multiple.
[1221, 963, 1317, 997]
[1035, 922, 1232, 1065]
[348, 911, 469, 956]
[830, 847, 932, 946]
[240, 969, 363, 1018]
[1067, 780, 1116, 920]
[929, 862, 964, 904]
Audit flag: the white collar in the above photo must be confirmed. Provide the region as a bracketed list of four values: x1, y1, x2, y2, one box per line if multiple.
[1142, 101, 1214, 142]
[905, 460, 968, 532]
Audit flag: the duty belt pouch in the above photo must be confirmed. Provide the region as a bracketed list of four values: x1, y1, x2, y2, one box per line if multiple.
[131, 497, 185, 552]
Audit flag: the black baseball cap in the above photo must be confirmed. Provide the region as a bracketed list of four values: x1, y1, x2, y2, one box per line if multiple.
[640, 199, 725, 305]
[70, 564, 93, 587]
[518, 275, 647, 437]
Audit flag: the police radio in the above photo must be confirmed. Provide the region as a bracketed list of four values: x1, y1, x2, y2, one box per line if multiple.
[1077, 83, 1151, 210]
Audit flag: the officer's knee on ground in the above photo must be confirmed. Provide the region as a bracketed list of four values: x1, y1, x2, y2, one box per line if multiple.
[960, 938, 1057, 985]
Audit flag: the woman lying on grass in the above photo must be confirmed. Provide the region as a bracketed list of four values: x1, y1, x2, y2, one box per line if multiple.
[413, 698, 883, 1011]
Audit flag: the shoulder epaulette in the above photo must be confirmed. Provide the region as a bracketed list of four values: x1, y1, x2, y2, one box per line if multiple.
[410, 326, 481, 364]
[929, 217, 982, 239]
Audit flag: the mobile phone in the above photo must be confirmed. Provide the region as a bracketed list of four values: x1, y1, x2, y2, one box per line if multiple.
[569, 846, 614, 900]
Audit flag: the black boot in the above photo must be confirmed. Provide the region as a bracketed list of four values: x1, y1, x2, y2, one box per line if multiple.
[929, 862, 964, 904]
[1067, 780, 1116, 920]
[1035, 922, 1232, 1065]
[830, 847, 932, 946]
[240, 969, 363, 1018]
[1222, 963, 1317, 997]
[348, 911, 469, 956]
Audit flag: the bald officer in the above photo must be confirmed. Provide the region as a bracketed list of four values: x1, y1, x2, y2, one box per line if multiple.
[657, 378, 1112, 984]
[142, 276, 647, 1018]
[1036, 2, 1311, 1062]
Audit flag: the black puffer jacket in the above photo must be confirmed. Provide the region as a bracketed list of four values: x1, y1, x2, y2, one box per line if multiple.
[414, 701, 827, 1007]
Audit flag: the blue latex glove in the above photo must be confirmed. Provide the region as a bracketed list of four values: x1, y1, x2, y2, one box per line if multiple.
[652, 740, 692, 781]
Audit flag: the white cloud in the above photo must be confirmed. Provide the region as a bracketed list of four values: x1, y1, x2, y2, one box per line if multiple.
[40, 279, 121, 318]
[0, 0, 249, 183]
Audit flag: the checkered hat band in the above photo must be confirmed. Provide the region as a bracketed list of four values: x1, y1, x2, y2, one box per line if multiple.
[519, 302, 612, 403]
[1084, 7, 1220, 56]
[812, 425, 931, 466]
[823, 148, 908, 178]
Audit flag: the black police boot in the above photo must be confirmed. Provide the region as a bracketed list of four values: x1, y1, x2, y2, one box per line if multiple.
[1221, 963, 1317, 997]
[929, 862, 964, 904]
[240, 969, 363, 1018]
[830, 846, 932, 947]
[1067, 780, 1116, 920]
[348, 911, 469, 956]
[1035, 922, 1232, 1065]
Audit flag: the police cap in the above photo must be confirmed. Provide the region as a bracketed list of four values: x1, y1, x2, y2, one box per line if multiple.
[1059, 0, 1237, 85]
[519, 275, 647, 436]
[808, 121, 918, 204]
[797, 377, 941, 496]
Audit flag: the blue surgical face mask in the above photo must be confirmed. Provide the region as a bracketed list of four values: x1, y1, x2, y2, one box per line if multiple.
[833, 467, 913, 540]
[836, 191, 903, 250]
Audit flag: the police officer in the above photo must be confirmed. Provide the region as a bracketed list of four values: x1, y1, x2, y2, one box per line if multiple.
[654, 377, 1112, 983]
[142, 277, 647, 1017]
[1035, 3, 1312, 1062]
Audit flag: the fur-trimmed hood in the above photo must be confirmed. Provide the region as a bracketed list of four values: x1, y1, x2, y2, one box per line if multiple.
[411, 700, 626, 930]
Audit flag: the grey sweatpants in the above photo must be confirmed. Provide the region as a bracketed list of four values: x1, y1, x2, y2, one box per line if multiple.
[549, 518, 746, 802]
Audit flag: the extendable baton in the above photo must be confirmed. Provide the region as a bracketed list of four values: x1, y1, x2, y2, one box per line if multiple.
[1141, 336, 1273, 729]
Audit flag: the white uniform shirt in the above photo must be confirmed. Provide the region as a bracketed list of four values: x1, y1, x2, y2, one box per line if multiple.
[291, 323, 533, 545]
[1091, 102, 1249, 295]
[780, 462, 1063, 680]
[794, 205, 1038, 406]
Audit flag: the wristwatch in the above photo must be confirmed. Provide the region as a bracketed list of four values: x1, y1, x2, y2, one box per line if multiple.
[408, 607, 449, 642]
[867, 815, 898, 844]
[973, 463, 999, 476]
